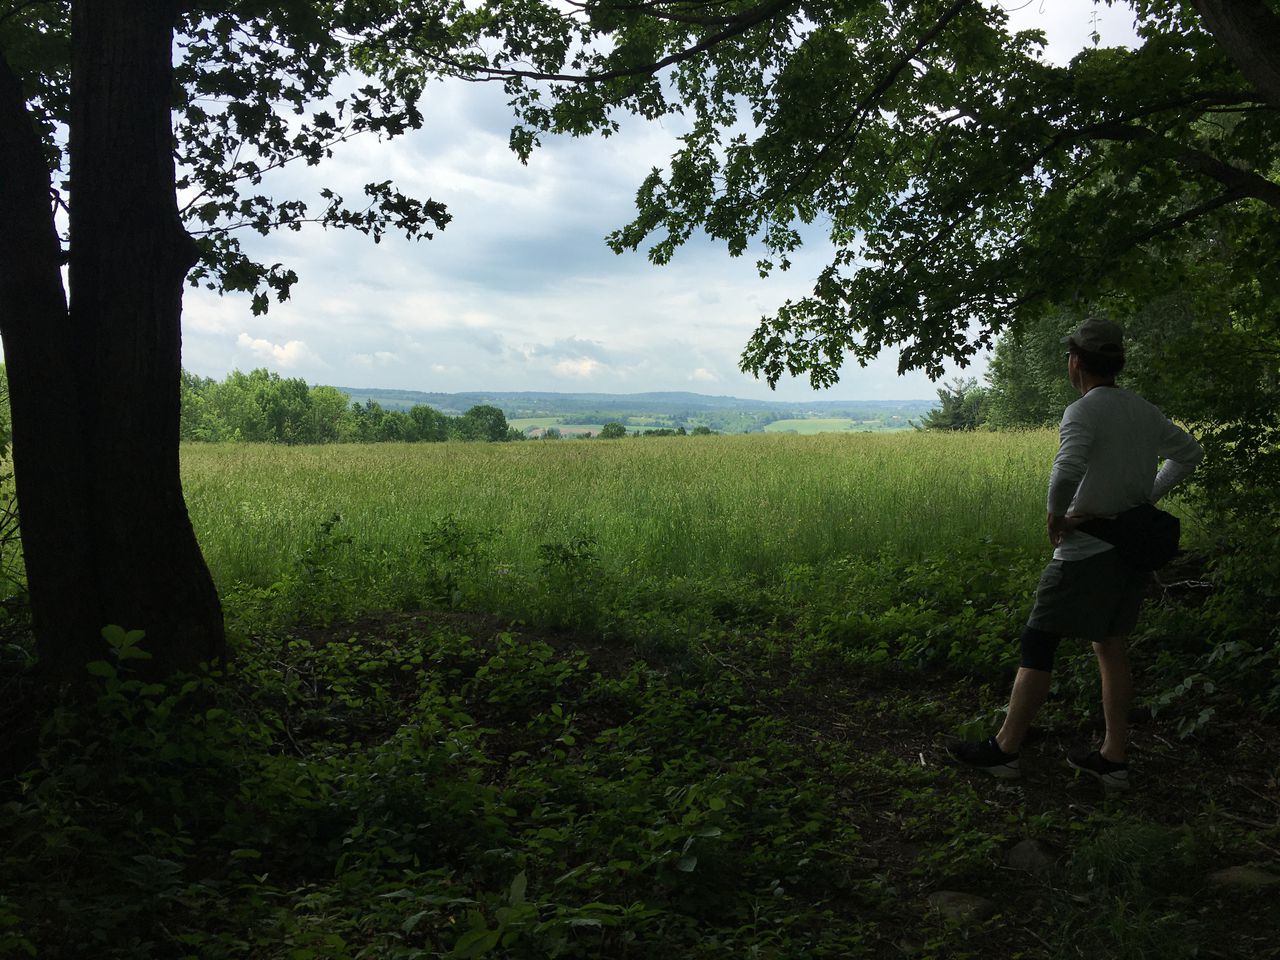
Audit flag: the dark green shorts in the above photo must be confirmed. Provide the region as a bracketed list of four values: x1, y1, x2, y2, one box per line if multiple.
[1027, 549, 1150, 641]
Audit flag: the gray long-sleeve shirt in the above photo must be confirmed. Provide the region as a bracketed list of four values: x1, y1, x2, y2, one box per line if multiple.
[1047, 386, 1203, 561]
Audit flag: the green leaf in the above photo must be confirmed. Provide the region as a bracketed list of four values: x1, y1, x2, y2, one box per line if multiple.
[101, 624, 150, 659]
[85, 660, 116, 678]
[449, 927, 500, 958]
[402, 910, 429, 934]
[509, 870, 527, 906]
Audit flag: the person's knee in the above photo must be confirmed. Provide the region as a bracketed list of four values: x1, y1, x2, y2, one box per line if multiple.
[1090, 634, 1131, 670]
[1093, 635, 1129, 663]
[1020, 626, 1061, 672]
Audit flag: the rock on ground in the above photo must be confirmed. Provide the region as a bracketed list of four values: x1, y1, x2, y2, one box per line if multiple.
[1207, 865, 1280, 890]
[926, 890, 997, 922]
[1006, 838, 1057, 876]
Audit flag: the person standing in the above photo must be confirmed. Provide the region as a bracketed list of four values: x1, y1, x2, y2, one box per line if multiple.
[949, 318, 1203, 789]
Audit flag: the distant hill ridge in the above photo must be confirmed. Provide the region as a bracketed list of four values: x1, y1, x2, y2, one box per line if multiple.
[335, 387, 933, 417]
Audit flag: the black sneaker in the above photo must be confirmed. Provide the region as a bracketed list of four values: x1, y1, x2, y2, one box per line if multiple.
[948, 736, 1021, 779]
[1067, 748, 1130, 791]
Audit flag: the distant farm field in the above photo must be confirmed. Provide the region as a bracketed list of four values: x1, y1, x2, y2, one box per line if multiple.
[508, 418, 607, 436]
[181, 431, 1058, 590]
[762, 417, 911, 434]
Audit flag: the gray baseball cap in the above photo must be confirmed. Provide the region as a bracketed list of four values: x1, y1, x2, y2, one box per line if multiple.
[1062, 317, 1124, 354]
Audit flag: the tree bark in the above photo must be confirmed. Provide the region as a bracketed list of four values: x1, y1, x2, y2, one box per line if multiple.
[1193, 0, 1280, 112]
[0, 1, 225, 678]
[0, 49, 95, 675]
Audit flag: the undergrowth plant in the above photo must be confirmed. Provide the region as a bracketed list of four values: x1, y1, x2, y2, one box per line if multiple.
[418, 516, 497, 610]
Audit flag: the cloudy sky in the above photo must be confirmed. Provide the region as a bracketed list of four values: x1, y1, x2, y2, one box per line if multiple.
[182, 1, 1141, 402]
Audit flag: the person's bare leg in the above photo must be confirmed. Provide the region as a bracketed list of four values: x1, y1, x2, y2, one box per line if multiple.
[1093, 635, 1132, 762]
[995, 667, 1052, 754]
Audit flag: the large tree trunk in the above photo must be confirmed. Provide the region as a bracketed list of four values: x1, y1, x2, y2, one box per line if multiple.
[0, 1, 225, 678]
[1193, 0, 1280, 112]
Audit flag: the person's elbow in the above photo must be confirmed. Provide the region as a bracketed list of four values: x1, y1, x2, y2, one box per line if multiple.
[1177, 439, 1205, 469]
[1054, 453, 1088, 481]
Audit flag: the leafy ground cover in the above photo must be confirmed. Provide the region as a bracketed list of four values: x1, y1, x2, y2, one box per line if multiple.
[2, 533, 1277, 959]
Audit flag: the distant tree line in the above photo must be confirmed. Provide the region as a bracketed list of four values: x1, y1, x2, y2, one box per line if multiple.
[592, 423, 715, 438]
[180, 369, 519, 444]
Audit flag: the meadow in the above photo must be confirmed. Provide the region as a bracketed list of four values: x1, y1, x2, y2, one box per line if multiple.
[181, 430, 1059, 592]
[5, 430, 1276, 960]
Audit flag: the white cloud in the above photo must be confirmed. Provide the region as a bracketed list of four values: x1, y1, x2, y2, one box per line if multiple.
[689, 367, 719, 383]
[553, 358, 604, 379]
[352, 351, 400, 367]
[236, 333, 318, 369]
[183, 296, 240, 335]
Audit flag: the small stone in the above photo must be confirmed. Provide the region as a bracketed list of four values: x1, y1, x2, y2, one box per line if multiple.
[1007, 838, 1057, 876]
[926, 890, 997, 922]
[1208, 865, 1280, 890]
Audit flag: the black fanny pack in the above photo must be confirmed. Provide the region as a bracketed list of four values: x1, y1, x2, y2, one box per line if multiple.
[1077, 503, 1180, 571]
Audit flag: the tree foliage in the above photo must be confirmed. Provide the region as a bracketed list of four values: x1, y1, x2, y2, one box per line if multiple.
[983, 324, 1077, 431]
[918, 376, 988, 431]
[1, 0, 457, 316]
[13, 1, 1273, 381]
[599, 421, 628, 439]
[8, 0, 1275, 396]
[179, 369, 518, 444]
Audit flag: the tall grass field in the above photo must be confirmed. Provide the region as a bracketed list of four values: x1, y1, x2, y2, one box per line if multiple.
[181, 430, 1060, 589]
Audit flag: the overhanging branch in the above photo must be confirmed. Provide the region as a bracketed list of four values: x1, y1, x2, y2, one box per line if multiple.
[1090, 121, 1280, 211]
[1118, 192, 1243, 250]
[417, 0, 798, 85]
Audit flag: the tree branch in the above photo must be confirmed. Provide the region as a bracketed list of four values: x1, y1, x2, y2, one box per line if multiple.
[1117, 191, 1245, 251]
[0, 47, 69, 340]
[1090, 121, 1280, 211]
[177, 124, 364, 216]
